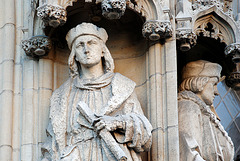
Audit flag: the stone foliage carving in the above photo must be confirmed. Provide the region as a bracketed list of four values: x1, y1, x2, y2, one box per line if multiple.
[126, 0, 142, 14]
[192, 0, 233, 18]
[225, 43, 240, 57]
[21, 36, 52, 58]
[37, 4, 67, 28]
[142, 20, 173, 41]
[227, 72, 240, 90]
[225, 43, 240, 90]
[101, 0, 126, 19]
[41, 23, 152, 161]
[176, 30, 197, 51]
[178, 60, 234, 161]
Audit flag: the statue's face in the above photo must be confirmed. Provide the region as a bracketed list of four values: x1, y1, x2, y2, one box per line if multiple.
[199, 77, 219, 105]
[74, 35, 103, 68]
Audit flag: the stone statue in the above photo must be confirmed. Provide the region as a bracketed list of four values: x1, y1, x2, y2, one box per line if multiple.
[178, 60, 234, 161]
[41, 23, 152, 161]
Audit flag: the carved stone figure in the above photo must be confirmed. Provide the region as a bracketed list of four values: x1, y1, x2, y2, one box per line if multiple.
[178, 60, 234, 161]
[41, 23, 152, 161]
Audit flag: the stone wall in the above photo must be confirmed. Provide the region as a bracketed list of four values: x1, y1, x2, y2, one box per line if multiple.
[0, 0, 240, 161]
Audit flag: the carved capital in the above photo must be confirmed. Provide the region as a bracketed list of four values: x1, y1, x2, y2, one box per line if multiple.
[225, 43, 240, 58]
[142, 20, 173, 41]
[226, 72, 240, 90]
[21, 36, 52, 58]
[101, 0, 126, 19]
[176, 29, 197, 51]
[37, 4, 67, 28]
[225, 43, 240, 90]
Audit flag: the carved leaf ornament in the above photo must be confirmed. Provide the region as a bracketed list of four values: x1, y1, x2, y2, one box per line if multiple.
[37, 4, 67, 28]
[225, 43, 240, 90]
[176, 29, 197, 51]
[101, 0, 126, 19]
[192, 0, 233, 18]
[142, 20, 173, 41]
[21, 36, 52, 58]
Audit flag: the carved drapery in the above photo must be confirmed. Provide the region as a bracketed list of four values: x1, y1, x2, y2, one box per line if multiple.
[225, 43, 240, 90]
[21, 36, 52, 58]
[176, 29, 197, 51]
[142, 20, 172, 41]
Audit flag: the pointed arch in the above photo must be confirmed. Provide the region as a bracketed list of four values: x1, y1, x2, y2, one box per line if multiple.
[192, 5, 240, 44]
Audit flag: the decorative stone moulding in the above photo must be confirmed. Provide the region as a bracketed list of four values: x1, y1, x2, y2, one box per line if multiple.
[195, 21, 226, 43]
[37, 4, 67, 28]
[225, 43, 240, 90]
[176, 29, 197, 51]
[192, 0, 233, 18]
[101, 0, 126, 19]
[142, 20, 173, 41]
[21, 36, 52, 58]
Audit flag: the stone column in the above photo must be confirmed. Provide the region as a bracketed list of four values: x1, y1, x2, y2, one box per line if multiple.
[146, 41, 179, 161]
[144, 21, 179, 160]
[38, 57, 54, 152]
[12, 0, 25, 160]
[21, 58, 39, 161]
[0, 0, 25, 160]
[0, 0, 16, 160]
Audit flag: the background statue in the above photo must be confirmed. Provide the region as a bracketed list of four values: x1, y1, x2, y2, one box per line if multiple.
[41, 23, 152, 161]
[178, 60, 234, 161]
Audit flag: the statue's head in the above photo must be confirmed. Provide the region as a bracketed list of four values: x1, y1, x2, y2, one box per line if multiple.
[66, 23, 114, 78]
[179, 60, 222, 105]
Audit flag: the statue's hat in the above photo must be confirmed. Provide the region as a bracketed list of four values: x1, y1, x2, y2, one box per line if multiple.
[66, 23, 108, 50]
[182, 60, 222, 80]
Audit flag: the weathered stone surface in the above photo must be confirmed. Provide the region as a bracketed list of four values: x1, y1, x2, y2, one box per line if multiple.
[37, 4, 67, 28]
[101, 0, 126, 19]
[21, 36, 52, 58]
[178, 60, 234, 161]
[192, 0, 233, 18]
[176, 29, 197, 51]
[225, 43, 240, 57]
[41, 23, 152, 161]
[142, 20, 172, 41]
[225, 43, 240, 90]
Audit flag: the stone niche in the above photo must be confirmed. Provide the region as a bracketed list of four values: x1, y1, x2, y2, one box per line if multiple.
[45, 1, 149, 115]
[177, 35, 235, 86]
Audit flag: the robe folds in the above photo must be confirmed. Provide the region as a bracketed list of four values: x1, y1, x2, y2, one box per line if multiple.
[178, 90, 234, 161]
[42, 72, 152, 161]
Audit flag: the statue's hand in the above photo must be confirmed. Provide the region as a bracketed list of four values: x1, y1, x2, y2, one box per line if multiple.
[92, 115, 125, 132]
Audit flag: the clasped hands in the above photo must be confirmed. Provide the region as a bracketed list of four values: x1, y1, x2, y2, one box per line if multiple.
[92, 114, 126, 132]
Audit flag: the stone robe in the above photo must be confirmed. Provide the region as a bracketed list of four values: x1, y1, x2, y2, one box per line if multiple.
[42, 72, 152, 161]
[178, 90, 234, 161]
